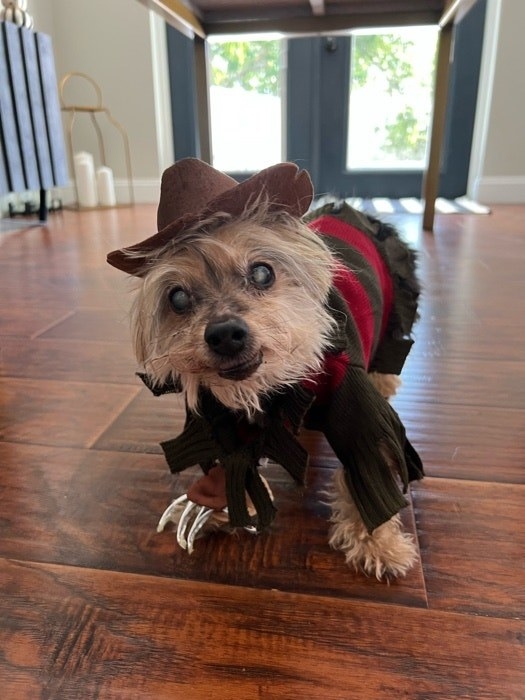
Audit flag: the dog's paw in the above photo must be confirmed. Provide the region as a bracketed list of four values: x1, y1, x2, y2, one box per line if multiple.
[327, 467, 418, 579]
[329, 514, 417, 579]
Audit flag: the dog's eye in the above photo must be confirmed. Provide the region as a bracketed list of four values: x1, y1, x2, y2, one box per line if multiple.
[249, 263, 275, 290]
[168, 287, 191, 313]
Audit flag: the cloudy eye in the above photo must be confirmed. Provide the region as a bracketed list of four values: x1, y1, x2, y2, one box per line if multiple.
[249, 263, 275, 290]
[168, 287, 191, 314]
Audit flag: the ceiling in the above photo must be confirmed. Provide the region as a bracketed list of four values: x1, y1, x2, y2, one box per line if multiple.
[194, 1, 445, 24]
[139, 0, 474, 39]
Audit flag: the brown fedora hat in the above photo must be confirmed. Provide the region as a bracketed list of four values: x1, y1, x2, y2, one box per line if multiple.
[107, 158, 314, 276]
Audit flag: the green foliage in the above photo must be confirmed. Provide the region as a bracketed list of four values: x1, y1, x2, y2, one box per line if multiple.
[209, 34, 435, 162]
[351, 34, 435, 161]
[351, 34, 415, 96]
[383, 107, 428, 160]
[209, 40, 281, 96]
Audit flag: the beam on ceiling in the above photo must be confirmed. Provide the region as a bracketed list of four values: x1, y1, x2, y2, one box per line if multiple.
[309, 0, 326, 17]
[137, 0, 205, 39]
[202, 11, 441, 36]
[440, 0, 478, 27]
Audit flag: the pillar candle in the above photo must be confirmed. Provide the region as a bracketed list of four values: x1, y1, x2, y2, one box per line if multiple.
[96, 166, 116, 207]
[74, 152, 97, 208]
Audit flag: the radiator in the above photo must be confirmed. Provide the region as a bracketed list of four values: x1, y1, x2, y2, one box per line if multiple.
[0, 20, 68, 220]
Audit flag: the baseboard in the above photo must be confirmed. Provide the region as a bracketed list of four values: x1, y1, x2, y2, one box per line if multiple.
[474, 176, 525, 204]
[61, 178, 161, 205]
[1, 178, 161, 215]
[117, 178, 161, 204]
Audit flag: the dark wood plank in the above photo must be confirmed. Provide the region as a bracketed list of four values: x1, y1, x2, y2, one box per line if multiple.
[0, 336, 136, 384]
[97, 382, 524, 487]
[0, 558, 523, 700]
[0, 258, 131, 310]
[392, 401, 524, 484]
[0, 377, 139, 448]
[93, 387, 182, 454]
[2, 204, 525, 696]
[0, 442, 427, 607]
[155, 469, 425, 605]
[37, 307, 133, 343]
[0, 306, 73, 337]
[397, 354, 525, 409]
[0, 208, 155, 308]
[412, 477, 525, 618]
[409, 317, 525, 362]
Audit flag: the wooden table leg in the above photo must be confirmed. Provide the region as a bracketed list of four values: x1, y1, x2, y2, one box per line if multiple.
[194, 35, 212, 164]
[422, 23, 454, 231]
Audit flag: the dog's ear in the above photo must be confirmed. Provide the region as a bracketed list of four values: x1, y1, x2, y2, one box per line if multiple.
[318, 365, 423, 533]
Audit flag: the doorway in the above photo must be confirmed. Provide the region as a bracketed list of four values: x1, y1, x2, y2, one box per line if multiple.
[166, 0, 486, 198]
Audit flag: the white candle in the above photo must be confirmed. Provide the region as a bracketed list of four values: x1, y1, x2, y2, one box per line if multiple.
[74, 152, 97, 208]
[96, 166, 116, 207]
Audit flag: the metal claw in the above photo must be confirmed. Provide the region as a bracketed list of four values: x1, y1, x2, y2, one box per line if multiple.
[177, 499, 197, 549]
[187, 505, 214, 554]
[156, 494, 188, 533]
[157, 466, 273, 551]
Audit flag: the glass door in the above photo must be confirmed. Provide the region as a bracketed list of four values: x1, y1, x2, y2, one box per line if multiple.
[207, 35, 284, 175]
[346, 27, 438, 172]
[287, 0, 486, 198]
[166, 0, 485, 198]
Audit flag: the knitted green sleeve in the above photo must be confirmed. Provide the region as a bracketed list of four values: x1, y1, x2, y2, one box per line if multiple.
[320, 365, 424, 533]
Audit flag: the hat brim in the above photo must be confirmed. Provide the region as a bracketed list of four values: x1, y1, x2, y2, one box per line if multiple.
[107, 162, 313, 276]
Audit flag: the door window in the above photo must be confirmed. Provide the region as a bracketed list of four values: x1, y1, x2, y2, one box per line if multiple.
[347, 27, 438, 171]
[208, 35, 284, 173]
[167, 0, 485, 198]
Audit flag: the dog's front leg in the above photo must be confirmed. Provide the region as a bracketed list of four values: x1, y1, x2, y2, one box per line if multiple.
[328, 468, 417, 579]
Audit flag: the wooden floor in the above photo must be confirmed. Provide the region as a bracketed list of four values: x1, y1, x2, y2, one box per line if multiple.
[0, 205, 523, 699]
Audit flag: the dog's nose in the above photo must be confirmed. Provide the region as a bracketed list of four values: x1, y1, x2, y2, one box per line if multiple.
[204, 317, 249, 357]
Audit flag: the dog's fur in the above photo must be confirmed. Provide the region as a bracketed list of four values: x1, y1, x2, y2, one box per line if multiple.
[129, 199, 418, 578]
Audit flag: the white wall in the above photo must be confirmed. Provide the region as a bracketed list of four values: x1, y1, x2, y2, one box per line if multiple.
[469, 0, 525, 203]
[28, 0, 54, 36]
[27, 0, 172, 204]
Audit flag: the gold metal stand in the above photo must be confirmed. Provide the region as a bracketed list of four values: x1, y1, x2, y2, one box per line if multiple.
[59, 72, 134, 207]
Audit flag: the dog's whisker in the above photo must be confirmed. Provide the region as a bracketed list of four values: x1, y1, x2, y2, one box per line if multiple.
[144, 354, 176, 379]
[142, 331, 179, 353]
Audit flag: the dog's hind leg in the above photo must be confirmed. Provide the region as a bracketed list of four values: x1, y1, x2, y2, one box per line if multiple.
[368, 372, 401, 400]
[327, 467, 417, 579]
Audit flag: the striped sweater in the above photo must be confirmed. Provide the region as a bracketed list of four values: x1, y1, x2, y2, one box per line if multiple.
[300, 204, 423, 531]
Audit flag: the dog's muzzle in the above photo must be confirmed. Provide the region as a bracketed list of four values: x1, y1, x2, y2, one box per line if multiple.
[205, 316, 262, 380]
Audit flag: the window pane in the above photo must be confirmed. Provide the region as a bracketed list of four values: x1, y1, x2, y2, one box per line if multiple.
[208, 36, 284, 173]
[346, 27, 438, 170]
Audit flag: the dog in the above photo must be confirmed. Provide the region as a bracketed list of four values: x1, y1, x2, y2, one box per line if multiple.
[107, 158, 423, 579]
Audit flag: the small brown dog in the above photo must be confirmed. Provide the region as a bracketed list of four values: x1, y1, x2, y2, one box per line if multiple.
[108, 158, 423, 579]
